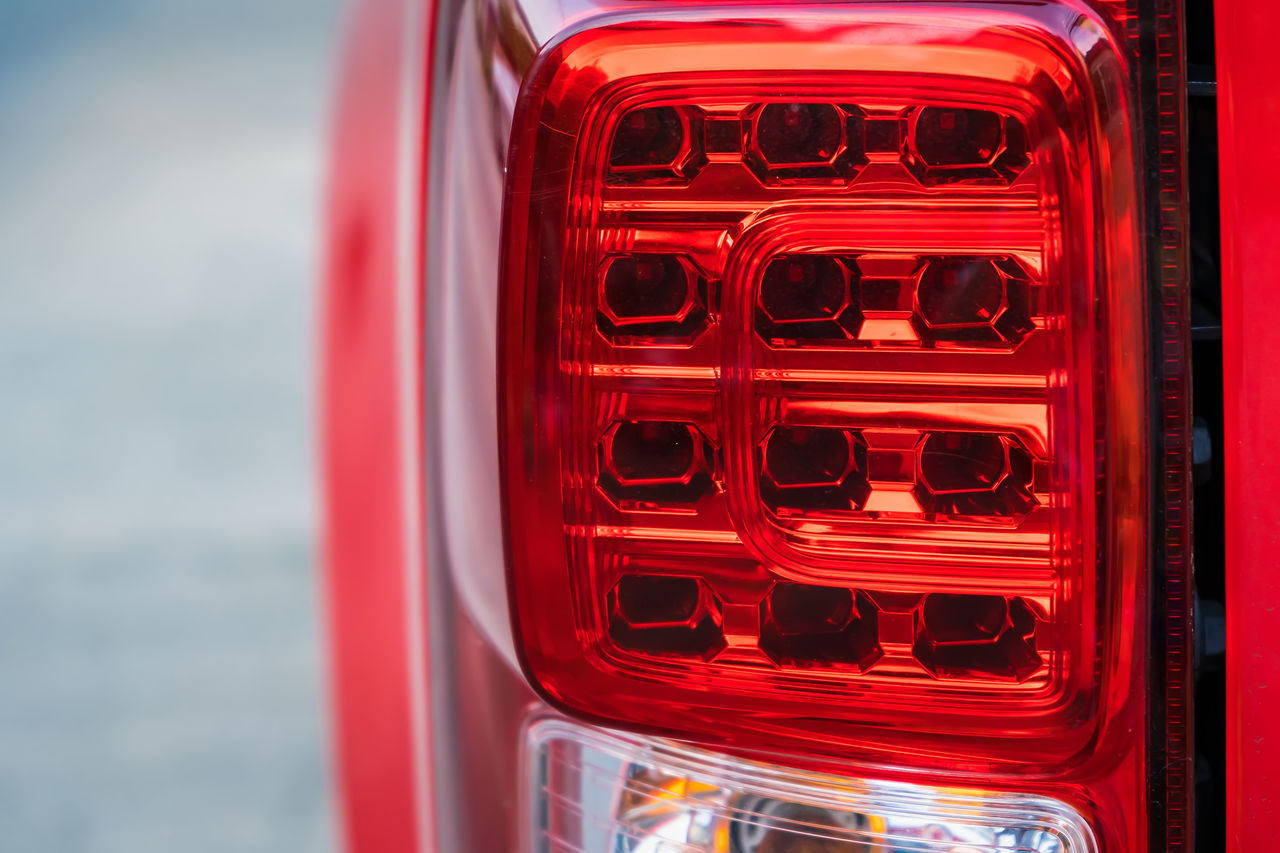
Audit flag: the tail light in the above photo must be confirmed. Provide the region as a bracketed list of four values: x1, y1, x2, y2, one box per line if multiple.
[502, 7, 1144, 772]
[331, 0, 1193, 850]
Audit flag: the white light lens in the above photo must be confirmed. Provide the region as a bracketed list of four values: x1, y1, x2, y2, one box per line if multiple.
[526, 718, 1096, 853]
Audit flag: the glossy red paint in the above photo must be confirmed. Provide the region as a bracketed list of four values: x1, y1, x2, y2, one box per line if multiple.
[1217, 2, 1280, 848]
[321, 0, 433, 850]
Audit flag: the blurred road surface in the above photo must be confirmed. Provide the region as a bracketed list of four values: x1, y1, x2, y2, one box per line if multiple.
[0, 1, 343, 849]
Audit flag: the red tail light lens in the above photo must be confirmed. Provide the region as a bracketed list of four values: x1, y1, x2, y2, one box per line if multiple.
[501, 5, 1145, 773]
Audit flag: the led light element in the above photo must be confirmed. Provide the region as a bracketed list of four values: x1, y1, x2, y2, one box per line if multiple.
[500, 3, 1146, 770]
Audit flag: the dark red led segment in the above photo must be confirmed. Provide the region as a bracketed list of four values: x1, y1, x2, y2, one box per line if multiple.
[916, 432, 1036, 519]
[597, 420, 715, 507]
[863, 113, 906, 155]
[759, 584, 881, 670]
[500, 7, 1147, 771]
[704, 116, 743, 155]
[756, 255, 861, 341]
[758, 425, 870, 512]
[746, 102, 864, 183]
[606, 105, 704, 184]
[906, 107, 1031, 185]
[610, 107, 684, 167]
[759, 256, 850, 323]
[607, 574, 726, 657]
[749, 252, 1036, 348]
[598, 254, 710, 343]
[607, 100, 1032, 189]
[914, 593, 1042, 681]
[753, 427, 1039, 522]
[915, 257, 1030, 342]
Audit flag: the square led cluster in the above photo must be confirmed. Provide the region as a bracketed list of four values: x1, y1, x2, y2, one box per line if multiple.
[501, 7, 1144, 769]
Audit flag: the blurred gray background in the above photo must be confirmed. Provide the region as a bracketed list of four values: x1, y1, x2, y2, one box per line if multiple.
[0, 0, 344, 849]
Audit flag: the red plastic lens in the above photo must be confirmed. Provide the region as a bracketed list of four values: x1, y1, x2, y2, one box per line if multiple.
[500, 4, 1146, 772]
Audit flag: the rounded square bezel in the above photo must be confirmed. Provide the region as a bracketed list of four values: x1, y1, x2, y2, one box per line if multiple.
[500, 3, 1145, 774]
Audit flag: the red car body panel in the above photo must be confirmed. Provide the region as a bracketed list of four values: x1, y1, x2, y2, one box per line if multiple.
[1217, 0, 1280, 847]
[320, 0, 1253, 849]
[321, 0, 433, 851]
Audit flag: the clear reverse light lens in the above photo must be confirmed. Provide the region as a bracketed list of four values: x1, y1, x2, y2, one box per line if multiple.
[527, 718, 1097, 853]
